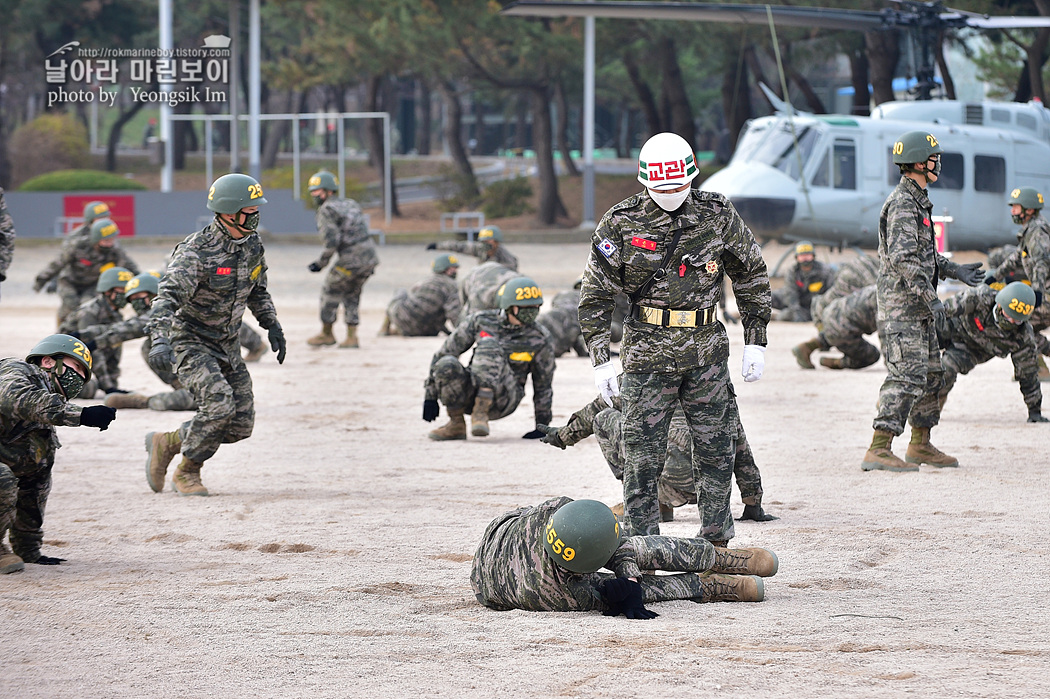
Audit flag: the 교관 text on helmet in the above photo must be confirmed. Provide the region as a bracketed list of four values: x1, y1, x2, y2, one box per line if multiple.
[129, 85, 226, 106]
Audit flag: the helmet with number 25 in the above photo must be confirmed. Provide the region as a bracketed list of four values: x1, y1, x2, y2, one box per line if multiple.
[207, 173, 268, 214]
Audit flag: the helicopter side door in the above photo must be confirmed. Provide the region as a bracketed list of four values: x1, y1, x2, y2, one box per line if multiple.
[805, 133, 866, 242]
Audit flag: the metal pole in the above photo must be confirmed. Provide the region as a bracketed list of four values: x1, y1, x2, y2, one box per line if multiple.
[581, 14, 596, 229]
[383, 113, 392, 225]
[292, 116, 300, 201]
[205, 119, 213, 188]
[229, 0, 240, 172]
[337, 116, 345, 199]
[90, 94, 98, 151]
[159, 0, 173, 192]
[248, 0, 261, 181]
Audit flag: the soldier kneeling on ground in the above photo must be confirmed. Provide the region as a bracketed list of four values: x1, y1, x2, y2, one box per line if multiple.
[380, 253, 462, 337]
[1, 334, 116, 574]
[471, 498, 777, 616]
[423, 277, 555, 441]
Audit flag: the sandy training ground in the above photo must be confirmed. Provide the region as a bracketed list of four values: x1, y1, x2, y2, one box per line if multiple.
[1, 239, 1048, 698]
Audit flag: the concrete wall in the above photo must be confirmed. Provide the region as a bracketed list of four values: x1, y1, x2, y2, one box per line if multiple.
[6, 188, 318, 238]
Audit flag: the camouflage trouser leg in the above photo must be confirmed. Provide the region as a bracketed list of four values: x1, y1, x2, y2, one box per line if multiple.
[320, 265, 374, 326]
[622, 365, 736, 542]
[629, 536, 716, 603]
[431, 356, 474, 413]
[175, 349, 255, 463]
[732, 416, 763, 507]
[836, 336, 881, 369]
[467, 336, 524, 419]
[0, 436, 54, 563]
[874, 320, 942, 435]
[1028, 305, 1050, 355]
[592, 407, 626, 480]
[148, 389, 197, 411]
[937, 347, 974, 418]
[56, 280, 93, 326]
[238, 323, 264, 352]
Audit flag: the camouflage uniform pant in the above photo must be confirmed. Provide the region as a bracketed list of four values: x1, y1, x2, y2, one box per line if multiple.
[56, 279, 95, 326]
[1029, 304, 1050, 356]
[621, 364, 737, 542]
[388, 289, 442, 337]
[149, 389, 196, 411]
[174, 347, 255, 463]
[238, 323, 264, 352]
[319, 264, 375, 326]
[0, 433, 55, 562]
[873, 319, 942, 435]
[593, 406, 764, 509]
[431, 338, 523, 418]
[819, 328, 881, 369]
[586, 536, 720, 606]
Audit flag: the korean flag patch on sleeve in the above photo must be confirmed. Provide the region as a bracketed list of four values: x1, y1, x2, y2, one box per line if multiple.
[597, 238, 617, 259]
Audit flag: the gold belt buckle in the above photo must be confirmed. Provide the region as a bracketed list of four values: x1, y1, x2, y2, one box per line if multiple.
[668, 310, 696, 328]
[640, 306, 663, 325]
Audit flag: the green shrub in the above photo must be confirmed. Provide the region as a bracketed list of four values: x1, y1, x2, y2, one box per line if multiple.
[262, 166, 365, 209]
[481, 176, 533, 218]
[10, 113, 91, 187]
[19, 169, 148, 191]
[434, 164, 483, 213]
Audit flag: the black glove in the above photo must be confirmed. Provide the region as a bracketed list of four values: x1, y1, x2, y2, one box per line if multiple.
[537, 424, 566, 449]
[955, 261, 984, 287]
[522, 429, 545, 439]
[0, 271, 5, 282]
[423, 399, 440, 422]
[307, 261, 322, 273]
[45, 279, 58, 294]
[425, 242, 437, 250]
[984, 272, 998, 286]
[738, 504, 779, 521]
[104, 388, 130, 395]
[80, 405, 117, 430]
[31, 555, 67, 565]
[599, 577, 659, 620]
[1035, 290, 1044, 309]
[1028, 409, 1049, 423]
[268, 324, 287, 364]
[147, 336, 175, 375]
[933, 305, 952, 350]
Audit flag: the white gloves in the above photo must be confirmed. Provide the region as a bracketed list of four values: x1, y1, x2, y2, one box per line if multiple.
[741, 345, 766, 383]
[593, 360, 620, 406]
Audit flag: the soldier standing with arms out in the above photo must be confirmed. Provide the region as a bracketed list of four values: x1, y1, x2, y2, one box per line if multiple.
[143, 174, 286, 496]
[862, 131, 985, 472]
[985, 187, 1050, 362]
[0, 187, 15, 302]
[305, 170, 379, 349]
[1, 335, 115, 574]
[427, 225, 519, 271]
[380, 253, 462, 336]
[579, 132, 771, 545]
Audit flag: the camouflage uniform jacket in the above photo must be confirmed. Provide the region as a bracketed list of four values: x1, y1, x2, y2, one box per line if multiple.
[877, 176, 955, 323]
[0, 188, 15, 279]
[314, 197, 379, 272]
[536, 289, 585, 357]
[992, 214, 1050, 298]
[944, 286, 1041, 411]
[394, 273, 461, 336]
[470, 496, 648, 612]
[0, 359, 83, 448]
[59, 295, 124, 390]
[149, 223, 279, 358]
[436, 240, 518, 271]
[579, 189, 770, 371]
[823, 285, 879, 337]
[812, 255, 879, 324]
[781, 260, 834, 312]
[425, 309, 555, 425]
[79, 308, 151, 349]
[34, 228, 139, 289]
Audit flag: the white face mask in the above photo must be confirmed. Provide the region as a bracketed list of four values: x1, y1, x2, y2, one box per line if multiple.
[648, 187, 690, 212]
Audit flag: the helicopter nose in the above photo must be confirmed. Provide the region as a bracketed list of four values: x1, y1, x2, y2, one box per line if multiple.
[728, 197, 796, 237]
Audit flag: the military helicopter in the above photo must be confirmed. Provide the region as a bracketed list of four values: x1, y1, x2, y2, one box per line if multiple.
[503, 1, 1050, 250]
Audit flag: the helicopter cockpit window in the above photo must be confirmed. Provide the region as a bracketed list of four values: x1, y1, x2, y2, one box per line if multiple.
[833, 140, 856, 190]
[736, 123, 817, 181]
[974, 155, 1006, 193]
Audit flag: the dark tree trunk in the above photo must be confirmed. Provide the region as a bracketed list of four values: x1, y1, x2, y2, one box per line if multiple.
[529, 86, 568, 224]
[514, 95, 528, 152]
[785, 64, 827, 114]
[721, 49, 752, 152]
[438, 81, 479, 196]
[659, 38, 696, 147]
[865, 30, 900, 106]
[622, 52, 662, 135]
[173, 102, 191, 170]
[105, 94, 148, 171]
[261, 90, 295, 170]
[365, 75, 400, 217]
[415, 79, 432, 155]
[849, 49, 871, 116]
[934, 31, 956, 100]
[554, 80, 579, 177]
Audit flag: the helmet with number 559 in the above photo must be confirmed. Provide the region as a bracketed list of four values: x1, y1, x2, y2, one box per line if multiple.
[543, 499, 622, 574]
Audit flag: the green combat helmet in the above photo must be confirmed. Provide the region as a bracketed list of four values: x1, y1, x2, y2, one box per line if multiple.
[1008, 186, 1044, 210]
[477, 225, 503, 243]
[96, 266, 133, 293]
[123, 272, 160, 301]
[498, 276, 544, 309]
[83, 200, 110, 225]
[794, 240, 815, 257]
[892, 130, 943, 165]
[307, 170, 339, 192]
[26, 333, 93, 382]
[90, 218, 120, 245]
[432, 253, 459, 274]
[207, 173, 268, 214]
[996, 281, 1037, 322]
[543, 499, 622, 574]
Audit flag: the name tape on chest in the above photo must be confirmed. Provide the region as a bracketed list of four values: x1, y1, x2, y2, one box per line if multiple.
[630, 236, 657, 251]
[216, 267, 232, 275]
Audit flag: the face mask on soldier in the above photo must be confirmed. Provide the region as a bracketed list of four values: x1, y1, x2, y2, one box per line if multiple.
[52, 361, 86, 398]
[994, 306, 1018, 331]
[514, 307, 540, 325]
